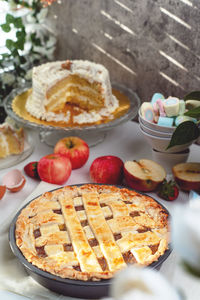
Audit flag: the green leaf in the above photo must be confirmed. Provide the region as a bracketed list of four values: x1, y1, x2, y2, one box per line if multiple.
[184, 91, 200, 101]
[1, 24, 11, 32]
[13, 17, 23, 28]
[16, 31, 26, 39]
[184, 106, 200, 118]
[1, 53, 10, 58]
[6, 39, 14, 50]
[166, 121, 200, 149]
[182, 261, 200, 278]
[15, 39, 25, 50]
[6, 14, 15, 24]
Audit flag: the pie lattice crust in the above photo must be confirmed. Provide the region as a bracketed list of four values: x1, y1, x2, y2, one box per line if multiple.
[15, 184, 169, 281]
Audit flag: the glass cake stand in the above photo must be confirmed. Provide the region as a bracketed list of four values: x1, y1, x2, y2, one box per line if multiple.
[4, 83, 140, 147]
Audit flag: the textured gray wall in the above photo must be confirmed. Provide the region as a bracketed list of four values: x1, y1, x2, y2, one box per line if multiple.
[47, 0, 200, 104]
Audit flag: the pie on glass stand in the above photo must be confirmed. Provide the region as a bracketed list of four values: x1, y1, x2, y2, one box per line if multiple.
[15, 184, 169, 281]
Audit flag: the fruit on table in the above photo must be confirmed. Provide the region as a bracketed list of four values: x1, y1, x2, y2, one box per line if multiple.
[2, 169, 26, 192]
[172, 162, 200, 191]
[0, 185, 6, 200]
[90, 155, 124, 184]
[24, 161, 39, 179]
[37, 154, 72, 185]
[54, 136, 89, 169]
[124, 159, 166, 192]
[158, 179, 179, 201]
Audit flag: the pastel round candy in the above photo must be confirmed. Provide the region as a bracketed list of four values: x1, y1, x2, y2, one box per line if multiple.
[175, 115, 197, 127]
[151, 93, 164, 105]
[140, 102, 154, 122]
[157, 116, 174, 127]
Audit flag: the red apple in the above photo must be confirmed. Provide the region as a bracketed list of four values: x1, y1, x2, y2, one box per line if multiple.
[124, 159, 166, 192]
[54, 136, 89, 169]
[172, 162, 200, 191]
[37, 154, 72, 185]
[90, 155, 124, 184]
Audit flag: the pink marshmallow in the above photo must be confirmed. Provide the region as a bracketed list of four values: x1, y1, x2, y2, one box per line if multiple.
[153, 102, 159, 123]
[156, 98, 166, 117]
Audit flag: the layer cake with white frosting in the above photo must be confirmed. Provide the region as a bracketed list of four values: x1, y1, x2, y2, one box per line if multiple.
[25, 60, 119, 124]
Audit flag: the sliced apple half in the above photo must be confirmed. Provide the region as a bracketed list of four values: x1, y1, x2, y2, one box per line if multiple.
[172, 162, 200, 192]
[124, 159, 166, 192]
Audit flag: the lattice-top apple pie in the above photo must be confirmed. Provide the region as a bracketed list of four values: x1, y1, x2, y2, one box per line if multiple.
[15, 184, 169, 281]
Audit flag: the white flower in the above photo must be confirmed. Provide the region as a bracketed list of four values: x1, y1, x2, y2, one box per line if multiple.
[1, 73, 15, 85]
[110, 266, 180, 300]
[171, 198, 200, 271]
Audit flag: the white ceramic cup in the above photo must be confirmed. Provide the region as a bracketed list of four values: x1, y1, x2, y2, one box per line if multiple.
[152, 148, 190, 174]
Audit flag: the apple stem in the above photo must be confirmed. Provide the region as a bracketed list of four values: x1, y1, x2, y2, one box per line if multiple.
[66, 140, 74, 149]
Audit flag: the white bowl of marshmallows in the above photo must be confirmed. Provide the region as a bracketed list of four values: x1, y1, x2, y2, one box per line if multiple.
[139, 93, 198, 171]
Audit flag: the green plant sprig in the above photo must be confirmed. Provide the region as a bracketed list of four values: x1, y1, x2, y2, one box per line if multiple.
[0, 0, 56, 103]
[167, 91, 200, 149]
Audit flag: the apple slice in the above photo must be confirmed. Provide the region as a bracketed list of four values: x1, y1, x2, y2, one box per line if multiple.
[124, 159, 166, 192]
[172, 162, 200, 191]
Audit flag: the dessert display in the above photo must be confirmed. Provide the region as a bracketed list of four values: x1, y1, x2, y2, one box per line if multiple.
[25, 60, 119, 125]
[140, 93, 198, 127]
[172, 162, 200, 192]
[0, 122, 24, 158]
[15, 184, 169, 281]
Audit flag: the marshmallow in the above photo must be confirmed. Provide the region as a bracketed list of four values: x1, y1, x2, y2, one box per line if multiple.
[175, 115, 197, 127]
[185, 100, 200, 110]
[178, 100, 185, 115]
[163, 97, 180, 117]
[152, 103, 159, 122]
[155, 98, 166, 117]
[140, 102, 154, 122]
[151, 93, 164, 105]
[157, 116, 174, 127]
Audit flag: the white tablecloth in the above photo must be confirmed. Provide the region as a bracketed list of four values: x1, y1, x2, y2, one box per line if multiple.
[0, 121, 200, 300]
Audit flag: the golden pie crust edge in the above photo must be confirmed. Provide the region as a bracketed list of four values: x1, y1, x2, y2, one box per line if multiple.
[15, 184, 169, 281]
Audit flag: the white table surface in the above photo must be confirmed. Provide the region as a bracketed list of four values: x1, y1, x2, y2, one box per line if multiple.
[0, 120, 200, 300]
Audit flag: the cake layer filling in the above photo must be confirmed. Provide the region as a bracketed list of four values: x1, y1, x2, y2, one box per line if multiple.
[45, 75, 104, 112]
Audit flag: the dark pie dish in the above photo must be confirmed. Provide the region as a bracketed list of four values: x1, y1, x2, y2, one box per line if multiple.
[9, 184, 172, 299]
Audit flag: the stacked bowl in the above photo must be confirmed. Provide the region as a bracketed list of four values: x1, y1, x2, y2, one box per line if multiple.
[138, 109, 192, 173]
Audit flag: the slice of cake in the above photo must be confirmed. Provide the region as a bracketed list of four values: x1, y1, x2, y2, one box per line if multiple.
[0, 123, 24, 158]
[25, 60, 119, 124]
